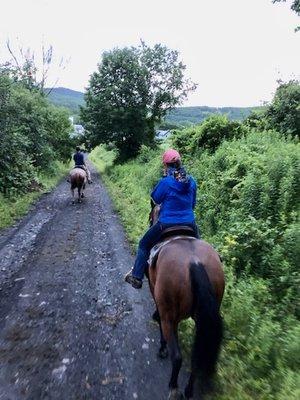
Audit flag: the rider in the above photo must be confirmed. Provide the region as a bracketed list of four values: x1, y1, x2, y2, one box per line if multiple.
[72, 146, 92, 184]
[125, 148, 199, 289]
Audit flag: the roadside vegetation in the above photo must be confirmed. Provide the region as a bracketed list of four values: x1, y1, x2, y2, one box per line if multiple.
[0, 66, 74, 229]
[90, 80, 300, 400]
[0, 162, 69, 229]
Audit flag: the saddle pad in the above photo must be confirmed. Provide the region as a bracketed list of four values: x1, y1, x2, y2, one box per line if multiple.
[148, 236, 196, 267]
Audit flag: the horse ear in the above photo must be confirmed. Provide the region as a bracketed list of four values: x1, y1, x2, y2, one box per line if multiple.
[149, 205, 155, 226]
[150, 198, 156, 209]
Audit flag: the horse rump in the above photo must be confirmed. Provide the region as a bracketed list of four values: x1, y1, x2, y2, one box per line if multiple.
[70, 171, 85, 189]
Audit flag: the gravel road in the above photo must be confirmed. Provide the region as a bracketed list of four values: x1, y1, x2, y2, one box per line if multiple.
[0, 165, 191, 400]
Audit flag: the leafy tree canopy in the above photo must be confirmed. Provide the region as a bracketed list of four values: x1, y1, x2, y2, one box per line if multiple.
[0, 73, 73, 196]
[265, 80, 300, 137]
[244, 80, 300, 138]
[273, 0, 300, 15]
[273, 0, 300, 30]
[81, 42, 196, 161]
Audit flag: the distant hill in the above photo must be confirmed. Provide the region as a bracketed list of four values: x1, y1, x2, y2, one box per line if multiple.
[165, 106, 261, 126]
[45, 87, 84, 113]
[46, 87, 261, 123]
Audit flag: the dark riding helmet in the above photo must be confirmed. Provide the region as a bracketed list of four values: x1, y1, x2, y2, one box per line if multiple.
[76, 146, 81, 151]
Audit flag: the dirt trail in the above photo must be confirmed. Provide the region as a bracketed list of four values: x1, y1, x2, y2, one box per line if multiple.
[0, 165, 191, 400]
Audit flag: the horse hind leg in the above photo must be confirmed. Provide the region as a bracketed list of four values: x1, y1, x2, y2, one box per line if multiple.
[161, 320, 184, 400]
[78, 186, 82, 203]
[81, 182, 86, 198]
[155, 310, 168, 359]
[184, 372, 195, 400]
[71, 188, 75, 205]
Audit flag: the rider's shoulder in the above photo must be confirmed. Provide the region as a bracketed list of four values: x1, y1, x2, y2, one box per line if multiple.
[189, 176, 197, 187]
[160, 175, 173, 185]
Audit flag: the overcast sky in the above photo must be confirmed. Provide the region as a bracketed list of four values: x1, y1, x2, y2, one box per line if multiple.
[0, 0, 299, 107]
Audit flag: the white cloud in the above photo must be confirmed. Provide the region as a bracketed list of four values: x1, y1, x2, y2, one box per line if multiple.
[0, 0, 299, 106]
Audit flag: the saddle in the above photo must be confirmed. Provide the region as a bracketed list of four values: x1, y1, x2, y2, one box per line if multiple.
[74, 165, 85, 171]
[160, 225, 196, 240]
[148, 225, 197, 268]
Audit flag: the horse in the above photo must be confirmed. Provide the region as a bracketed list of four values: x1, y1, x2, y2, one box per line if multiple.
[69, 167, 87, 204]
[148, 205, 225, 400]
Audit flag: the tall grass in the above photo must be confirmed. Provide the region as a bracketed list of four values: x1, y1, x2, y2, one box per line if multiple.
[0, 161, 70, 230]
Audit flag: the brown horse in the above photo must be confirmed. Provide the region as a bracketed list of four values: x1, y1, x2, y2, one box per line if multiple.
[69, 168, 86, 204]
[148, 206, 225, 400]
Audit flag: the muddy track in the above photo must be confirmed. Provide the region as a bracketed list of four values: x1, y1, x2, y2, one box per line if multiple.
[0, 164, 191, 400]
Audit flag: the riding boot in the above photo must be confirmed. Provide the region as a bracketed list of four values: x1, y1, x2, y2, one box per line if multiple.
[124, 271, 143, 289]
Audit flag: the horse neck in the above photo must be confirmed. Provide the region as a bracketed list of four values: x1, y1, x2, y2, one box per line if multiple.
[150, 205, 160, 225]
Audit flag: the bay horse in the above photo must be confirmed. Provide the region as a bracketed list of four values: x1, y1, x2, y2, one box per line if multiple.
[69, 168, 86, 204]
[148, 205, 225, 400]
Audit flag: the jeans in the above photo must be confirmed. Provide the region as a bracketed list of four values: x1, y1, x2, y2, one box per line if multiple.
[132, 221, 199, 280]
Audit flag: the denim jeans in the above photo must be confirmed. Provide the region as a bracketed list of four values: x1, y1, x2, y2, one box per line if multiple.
[132, 221, 199, 280]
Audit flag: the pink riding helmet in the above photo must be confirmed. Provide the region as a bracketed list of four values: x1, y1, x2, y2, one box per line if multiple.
[162, 149, 181, 164]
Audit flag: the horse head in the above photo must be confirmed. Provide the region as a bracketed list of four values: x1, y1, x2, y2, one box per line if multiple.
[149, 200, 160, 226]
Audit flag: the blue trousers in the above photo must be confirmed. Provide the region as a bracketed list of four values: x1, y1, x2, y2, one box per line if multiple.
[132, 221, 199, 280]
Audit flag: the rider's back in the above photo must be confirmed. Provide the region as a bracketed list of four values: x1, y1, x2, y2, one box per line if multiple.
[73, 152, 84, 165]
[152, 175, 196, 224]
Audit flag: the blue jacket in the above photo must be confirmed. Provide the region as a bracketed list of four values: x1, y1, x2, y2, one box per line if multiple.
[151, 172, 197, 224]
[73, 152, 84, 165]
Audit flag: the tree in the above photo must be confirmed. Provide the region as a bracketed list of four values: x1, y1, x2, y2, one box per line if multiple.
[272, 0, 300, 30]
[266, 80, 300, 138]
[81, 43, 196, 161]
[1, 41, 67, 95]
[0, 72, 73, 195]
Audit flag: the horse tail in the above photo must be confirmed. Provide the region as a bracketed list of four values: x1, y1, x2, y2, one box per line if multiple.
[189, 261, 223, 382]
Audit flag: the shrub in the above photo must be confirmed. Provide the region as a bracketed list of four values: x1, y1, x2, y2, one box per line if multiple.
[192, 114, 247, 153]
[97, 108, 300, 399]
[0, 73, 73, 196]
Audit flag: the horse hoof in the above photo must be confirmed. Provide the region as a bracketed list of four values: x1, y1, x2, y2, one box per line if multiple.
[72, 201, 75, 205]
[152, 310, 160, 322]
[158, 347, 168, 359]
[184, 387, 193, 400]
[81, 193, 84, 198]
[167, 389, 184, 400]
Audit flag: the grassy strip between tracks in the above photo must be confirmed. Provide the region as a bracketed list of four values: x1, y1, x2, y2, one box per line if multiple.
[0, 161, 70, 230]
[90, 142, 300, 400]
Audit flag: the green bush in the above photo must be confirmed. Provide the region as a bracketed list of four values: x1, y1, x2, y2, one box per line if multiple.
[0, 73, 73, 197]
[172, 114, 247, 156]
[192, 114, 247, 153]
[185, 131, 299, 316]
[96, 126, 300, 399]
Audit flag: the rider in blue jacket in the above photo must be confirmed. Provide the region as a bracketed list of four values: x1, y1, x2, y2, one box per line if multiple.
[125, 149, 199, 289]
[71, 146, 92, 183]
